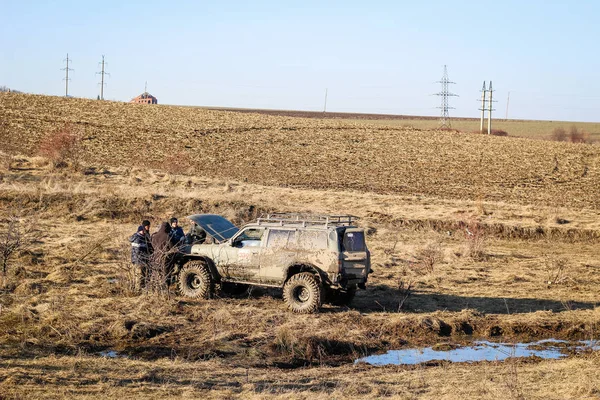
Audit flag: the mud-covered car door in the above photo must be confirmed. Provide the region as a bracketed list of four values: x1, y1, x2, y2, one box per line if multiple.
[219, 227, 265, 282]
[260, 228, 297, 284]
[340, 228, 370, 284]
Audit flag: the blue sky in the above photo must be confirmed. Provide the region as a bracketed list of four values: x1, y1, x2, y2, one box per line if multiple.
[1, 0, 599, 121]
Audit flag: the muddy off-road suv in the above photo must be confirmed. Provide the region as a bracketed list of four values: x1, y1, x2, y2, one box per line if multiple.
[176, 213, 371, 313]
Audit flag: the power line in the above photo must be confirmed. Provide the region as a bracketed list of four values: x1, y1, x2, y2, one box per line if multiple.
[434, 65, 458, 128]
[505, 91, 510, 120]
[479, 81, 487, 133]
[96, 55, 110, 100]
[487, 81, 496, 134]
[61, 53, 73, 97]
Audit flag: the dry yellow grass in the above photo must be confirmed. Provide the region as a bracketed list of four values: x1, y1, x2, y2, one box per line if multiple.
[1, 94, 599, 399]
[2, 352, 600, 399]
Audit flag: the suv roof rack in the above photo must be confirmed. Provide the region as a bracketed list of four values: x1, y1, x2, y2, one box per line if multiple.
[256, 213, 359, 228]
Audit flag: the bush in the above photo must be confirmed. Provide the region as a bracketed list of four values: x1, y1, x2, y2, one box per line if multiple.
[0, 216, 40, 287]
[38, 124, 82, 168]
[569, 126, 590, 143]
[551, 126, 590, 144]
[414, 242, 444, 274]
[471, 129, 509, 137]
[551, 127, 567, 142]
[489, 129, 508, 137]
[463, 220, 486, 260]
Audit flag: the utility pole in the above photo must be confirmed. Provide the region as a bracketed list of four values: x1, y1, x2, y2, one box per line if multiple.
[505, 91, 510, 120]
[487, 81, 494, 135]
[61, 53, 73, 97]
[96, 55, 110, 100]
[323, 88, 328, 113]
[434, 65, 458, 128]
[479, 81, 487, 133]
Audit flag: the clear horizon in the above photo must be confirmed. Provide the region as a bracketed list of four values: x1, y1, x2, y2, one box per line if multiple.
[2, 1, 599, 122]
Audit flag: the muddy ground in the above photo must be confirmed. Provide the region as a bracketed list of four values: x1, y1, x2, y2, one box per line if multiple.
[0, 158, 599, 398]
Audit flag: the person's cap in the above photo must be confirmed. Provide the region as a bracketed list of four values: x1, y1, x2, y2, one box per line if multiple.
[142, 220, 151, 227]
[170, 217, 178, 224]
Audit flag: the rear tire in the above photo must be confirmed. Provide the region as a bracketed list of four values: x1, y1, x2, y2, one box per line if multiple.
[282, 272, 322, 314]
[178, 261, 214, 299]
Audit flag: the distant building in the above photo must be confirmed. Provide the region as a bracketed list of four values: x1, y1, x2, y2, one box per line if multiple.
[131, 92, 158, 104]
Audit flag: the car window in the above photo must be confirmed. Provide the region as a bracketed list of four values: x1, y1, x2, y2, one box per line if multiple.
[234, 228, 264, 247]
[342, 231, 366, 252]
[297, 230, 328, 250]
[266, 229, 295, 248]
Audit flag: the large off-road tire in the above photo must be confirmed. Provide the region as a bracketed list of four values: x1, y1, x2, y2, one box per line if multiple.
[282, 272, 322, 314]
[178, 261, 214, 299]
[326, 287, 356, 306]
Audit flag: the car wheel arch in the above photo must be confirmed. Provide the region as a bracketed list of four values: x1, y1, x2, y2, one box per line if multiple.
[183, 256, 221, 282]
[284, 263, 323, 284]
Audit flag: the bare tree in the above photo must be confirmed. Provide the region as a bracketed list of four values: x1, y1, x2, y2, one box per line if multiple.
[0, 216, 40, 285]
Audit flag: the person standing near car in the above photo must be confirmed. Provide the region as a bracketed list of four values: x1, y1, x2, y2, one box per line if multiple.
[169, 217, 186, 245]
[129, 220, 153, 289]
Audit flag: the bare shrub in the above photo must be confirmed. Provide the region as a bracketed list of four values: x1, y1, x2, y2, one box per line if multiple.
[0, 216, 40, 286]
[490, 129, 508, 137]
[569, 125, 590, 144]
[38, 124, 82, 168]
[144, 250, 172, 297]
[543, 255, 572, 286]
[471, 129, 508, 136]
[113, 241, 140, 295]
[464, 220, 486, 260]
[503, 358, 525, 400]
[112, 238, 176, 297]
[413, 242, 444, 274]
[397, 270, 413, 312]
[551, 127, 567, 142]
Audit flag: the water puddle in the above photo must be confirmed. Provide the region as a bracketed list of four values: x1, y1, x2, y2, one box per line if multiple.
[357, 339, 599, 366]
[99, 350, 125, 358]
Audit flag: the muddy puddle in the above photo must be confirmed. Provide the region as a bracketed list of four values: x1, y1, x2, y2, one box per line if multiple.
[357, 339, 599, 366]
[99, 350, 126, 358]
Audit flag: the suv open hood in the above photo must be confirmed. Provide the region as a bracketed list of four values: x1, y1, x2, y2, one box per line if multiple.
[186, 214, 239, 243]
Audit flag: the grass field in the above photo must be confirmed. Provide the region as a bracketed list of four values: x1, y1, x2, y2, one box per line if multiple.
[345, 118, 600, 142]
[0, 93, 599, 399]
[207, 106, 600, 141]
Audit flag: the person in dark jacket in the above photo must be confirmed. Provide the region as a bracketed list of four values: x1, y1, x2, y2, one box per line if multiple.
[129, 220, 153, 289]
[151, 222, 175, 254]
[168, 217, 186, 245]
[151, 222, 178, 283]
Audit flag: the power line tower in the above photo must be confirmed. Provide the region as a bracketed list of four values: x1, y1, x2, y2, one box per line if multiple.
[487, 81, 496, 135]
[477, 80, 497, 134]
[61, 53, 73, 97]
[434, 65, 458, 128]
[479, 81, 487, 133]
[96, 55, 110, 100]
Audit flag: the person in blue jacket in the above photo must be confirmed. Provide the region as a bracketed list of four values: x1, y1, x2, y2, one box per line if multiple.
[129, 220, 153, 288]
[168, 217, 186, 245]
